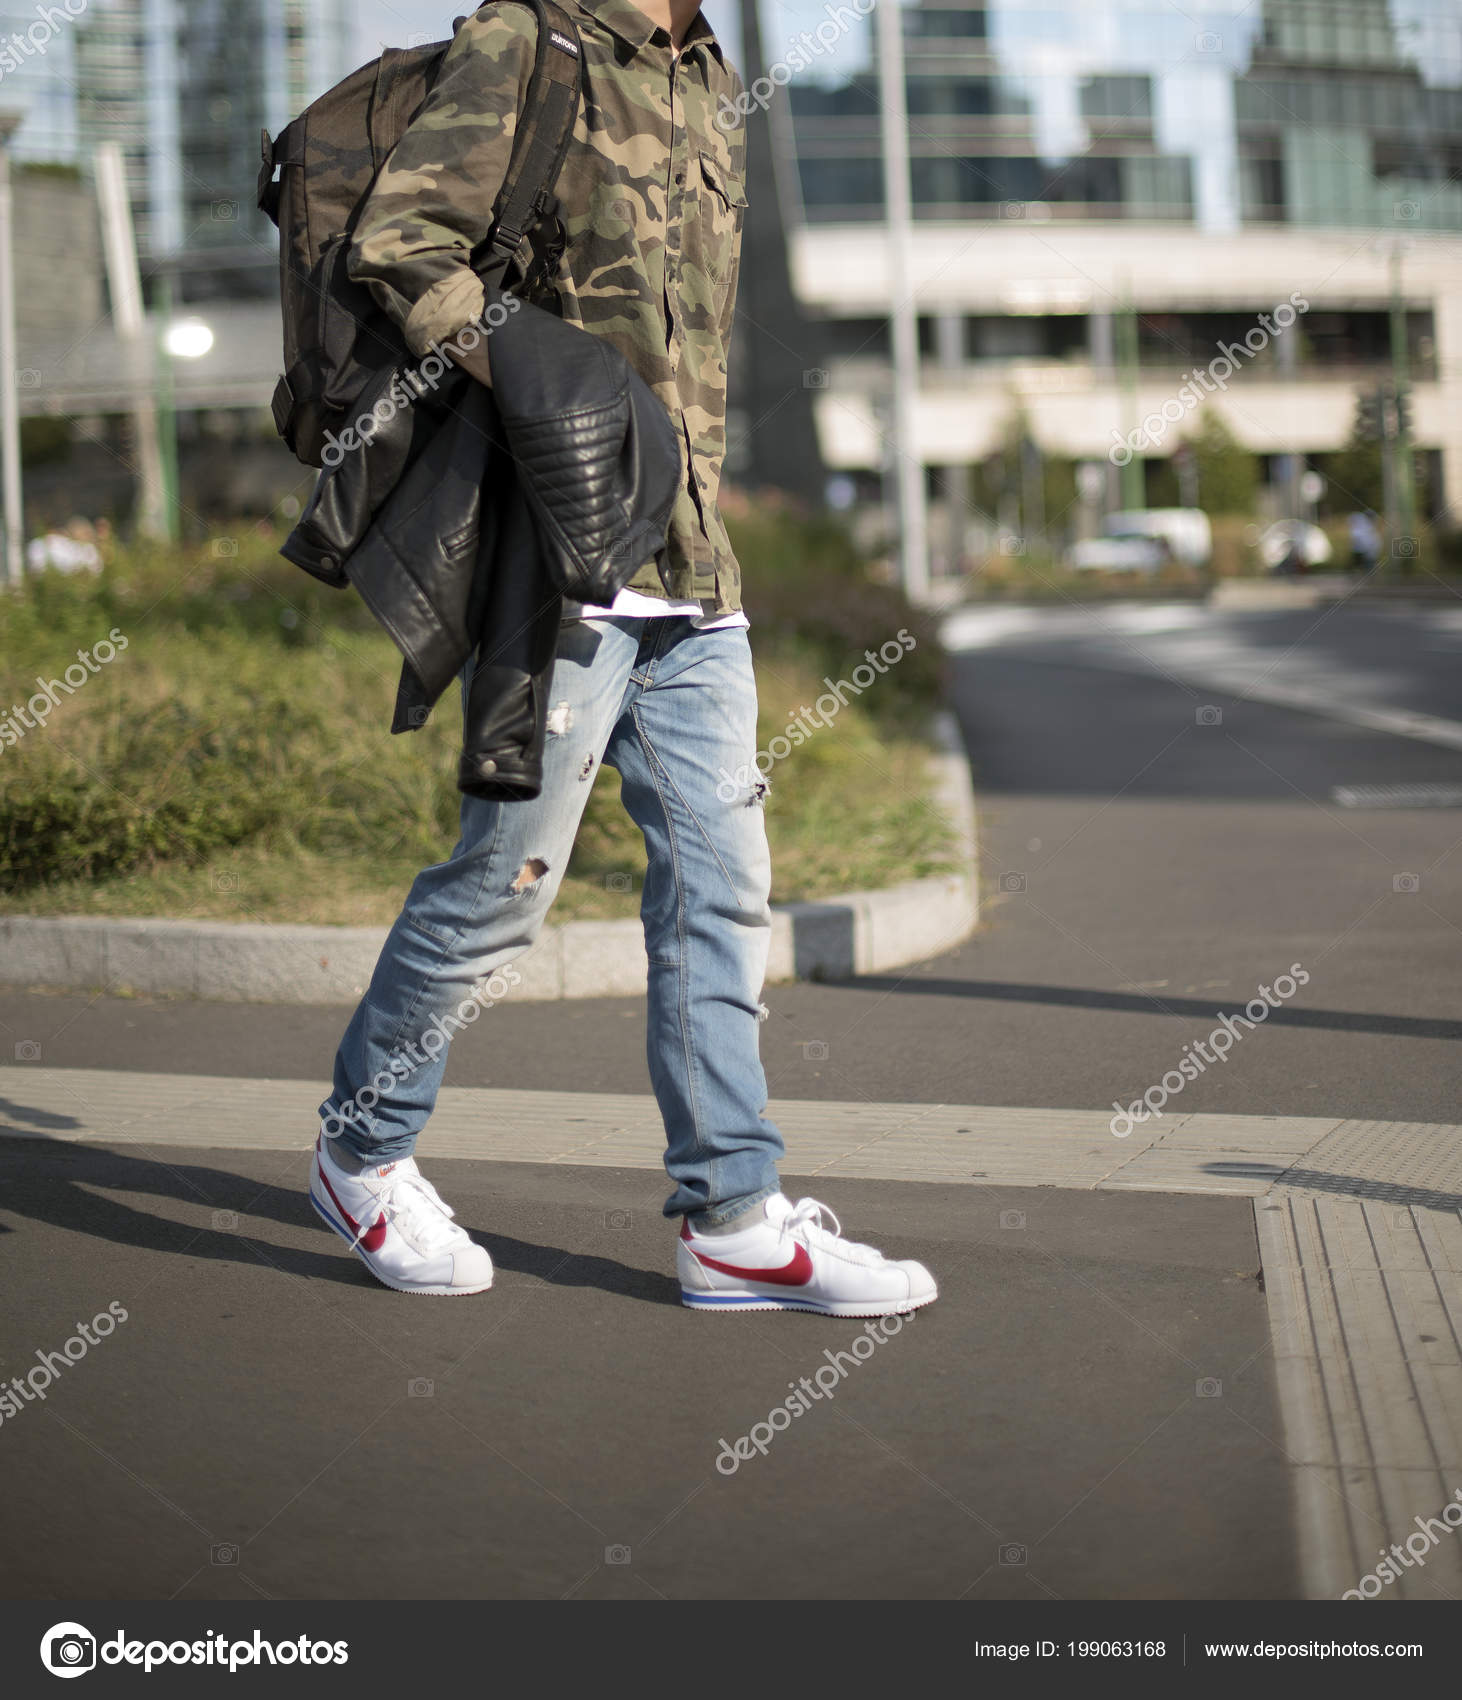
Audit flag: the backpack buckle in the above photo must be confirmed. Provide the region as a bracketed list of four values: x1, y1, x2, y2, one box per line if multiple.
[257, 129, 280, 220]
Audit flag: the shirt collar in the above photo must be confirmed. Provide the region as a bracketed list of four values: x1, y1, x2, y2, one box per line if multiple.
[571, 0, 724, 65]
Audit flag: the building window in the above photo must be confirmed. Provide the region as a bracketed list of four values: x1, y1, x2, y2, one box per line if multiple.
[1079, 75, 1153, 122]
[902, 8, 987, 39]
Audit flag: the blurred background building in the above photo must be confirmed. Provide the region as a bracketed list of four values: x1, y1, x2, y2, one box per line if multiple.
[775, 0, 1462, 570]
[2, 0, 1461, 565]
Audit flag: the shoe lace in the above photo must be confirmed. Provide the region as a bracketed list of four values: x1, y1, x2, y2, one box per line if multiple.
[354, 1167, 461, 1254]
[782, 1196, 885, 1267]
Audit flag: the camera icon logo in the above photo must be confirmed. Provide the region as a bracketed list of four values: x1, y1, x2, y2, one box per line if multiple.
[1000, 1209, 1026, 1231]
[999, 200, 1026, 219]
[801, 1040, 829, 1062]
[210, 1542, 240, 1565]
[211, 199, 239, 221]
[1393, 872, 1420, 894]
[407, 1377, 434, 1398]
[998, 871, 1026, 894]
[1392, 536, 1418, 558]
[210, 870, 240, 893]
[17, 367, 41, 389]
[604, 1209, 633, 1231]
[212, 537, 238, 558]
[212, 1209, 239, 1232]
[998, 534, 1026, 556]
[1196, 1377, 1223, 1398]
[1393, 200, 1420, 222]
[41, 1622, 96, 1678]
[1196, 30, 1222, 51]
[605, 1543, 631, 1565]
[15, 1039, 41, 1062]
[998, 1543, 1027, 1567]
[604, 871, 634, 892]
[802, 369, 828, 390]
[1196, 705, 1223, 726]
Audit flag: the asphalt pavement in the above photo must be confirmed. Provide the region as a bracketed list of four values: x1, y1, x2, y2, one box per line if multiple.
[1, 592, 1457, 1601]
[0, 1144, 1292, 1600]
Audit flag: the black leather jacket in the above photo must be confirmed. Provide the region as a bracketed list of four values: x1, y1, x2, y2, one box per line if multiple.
[282, 287, 681, 799]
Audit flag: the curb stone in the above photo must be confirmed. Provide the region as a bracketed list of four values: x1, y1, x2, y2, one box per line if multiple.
[0, 714, 979, 1005]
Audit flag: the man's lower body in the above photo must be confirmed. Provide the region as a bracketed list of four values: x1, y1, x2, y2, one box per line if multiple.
[309, 614, 936, 1315]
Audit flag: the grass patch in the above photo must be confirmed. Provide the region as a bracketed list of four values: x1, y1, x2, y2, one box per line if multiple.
[0, 512, 955, 927]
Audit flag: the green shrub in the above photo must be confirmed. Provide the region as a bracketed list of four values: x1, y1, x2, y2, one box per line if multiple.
[1, 512, 954, 913]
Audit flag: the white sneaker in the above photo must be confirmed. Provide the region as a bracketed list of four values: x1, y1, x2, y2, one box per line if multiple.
[679, 1194, 938, 1316]
[309, 1134, 493, 1295]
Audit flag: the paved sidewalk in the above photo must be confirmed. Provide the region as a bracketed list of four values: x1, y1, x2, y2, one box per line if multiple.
[0, 1141, 1290, 1600]
[3, 1069, 1458, 1599]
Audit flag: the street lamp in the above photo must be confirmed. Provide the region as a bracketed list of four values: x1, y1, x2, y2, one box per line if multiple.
[164, 318, 214, 361]
[0, 108, 24, 589]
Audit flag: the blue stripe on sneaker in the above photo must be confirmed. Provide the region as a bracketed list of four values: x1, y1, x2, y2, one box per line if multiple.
[310, 1188, 353, 1244]
[680, 1290, 797, 1308]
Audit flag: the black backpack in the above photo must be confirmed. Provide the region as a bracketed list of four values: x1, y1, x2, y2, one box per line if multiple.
[256, 1, 581, 467]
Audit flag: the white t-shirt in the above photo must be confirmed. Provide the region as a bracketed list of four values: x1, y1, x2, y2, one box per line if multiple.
[575, 585, 748, 629]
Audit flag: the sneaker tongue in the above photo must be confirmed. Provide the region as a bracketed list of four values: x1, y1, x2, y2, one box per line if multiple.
[762, 1193, 793, 1225]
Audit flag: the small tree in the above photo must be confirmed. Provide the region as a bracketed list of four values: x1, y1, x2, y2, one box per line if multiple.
[1185, 409, 1259, 516]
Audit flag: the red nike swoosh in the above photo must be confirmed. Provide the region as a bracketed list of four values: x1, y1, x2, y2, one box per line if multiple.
[689, 1241, 815, 1286]
[317, 1148, 388, 1254]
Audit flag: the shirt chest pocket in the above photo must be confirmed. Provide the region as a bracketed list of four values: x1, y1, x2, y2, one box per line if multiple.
[695, 149, 748, 300]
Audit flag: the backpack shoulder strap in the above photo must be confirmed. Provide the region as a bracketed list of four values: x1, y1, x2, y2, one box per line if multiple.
[487, 0, 582, 263]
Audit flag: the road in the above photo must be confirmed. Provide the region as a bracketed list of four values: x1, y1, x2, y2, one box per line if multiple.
[2, 592, 1458, 1600]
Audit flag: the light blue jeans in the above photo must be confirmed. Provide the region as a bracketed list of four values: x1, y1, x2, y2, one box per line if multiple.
[321, 614, 784, 1225]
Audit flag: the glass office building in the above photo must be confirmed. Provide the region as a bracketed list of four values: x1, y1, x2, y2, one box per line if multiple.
[773, 0, 1462, 533]
[786, 0, 1462, 232]
[0, 2, 81, 162]
[73, 0, 354, 268]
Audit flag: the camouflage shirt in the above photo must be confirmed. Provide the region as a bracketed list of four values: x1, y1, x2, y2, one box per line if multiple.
[348, 0, 748, 612]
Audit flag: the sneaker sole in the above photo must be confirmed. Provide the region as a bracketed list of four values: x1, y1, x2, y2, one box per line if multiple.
[309, 1187, 493, 1297]
[680, 1288, 937, 1317]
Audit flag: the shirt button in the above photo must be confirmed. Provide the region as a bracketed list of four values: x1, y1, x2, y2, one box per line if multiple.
[481, 759, 497, 775]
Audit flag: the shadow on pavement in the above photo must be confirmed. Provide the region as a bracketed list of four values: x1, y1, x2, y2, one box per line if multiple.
[0, 1131, 677, 1303]
[1205, 1162, 1462, 1212]
[849, 978, 1462, 1041]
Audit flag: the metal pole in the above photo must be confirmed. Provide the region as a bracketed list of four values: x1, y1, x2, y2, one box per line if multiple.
[875, 0, 929, 602]
[1115, 289, 1143, 511]
[96, 143, 169, 540]
[1388, 244, 1415, 555]
[155, 271, 179, 543]
[1378, 380, 1397, 557]
[0, 134, 21, 588]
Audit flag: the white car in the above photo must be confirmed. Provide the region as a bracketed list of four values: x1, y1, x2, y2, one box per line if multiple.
[1068, 536, 1167, 573]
